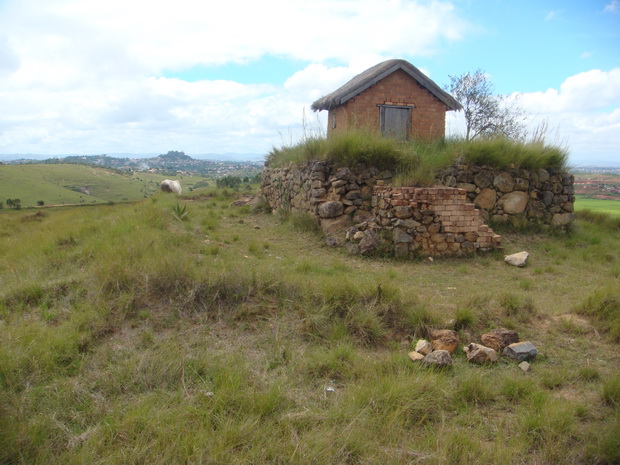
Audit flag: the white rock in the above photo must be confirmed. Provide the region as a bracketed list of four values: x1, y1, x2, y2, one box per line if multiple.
[408, 351, 425, 362]
[504, 251, 529, 267]
[414, 339, 433, 356]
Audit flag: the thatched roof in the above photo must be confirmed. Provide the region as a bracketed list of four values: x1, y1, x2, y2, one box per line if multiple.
[311, 59, 462, 112]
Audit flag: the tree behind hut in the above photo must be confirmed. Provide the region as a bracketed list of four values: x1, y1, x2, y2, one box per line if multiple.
[447, 70, 526, 142]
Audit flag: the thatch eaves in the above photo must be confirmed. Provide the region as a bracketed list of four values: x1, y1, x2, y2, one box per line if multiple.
[310, 59, 462, 112]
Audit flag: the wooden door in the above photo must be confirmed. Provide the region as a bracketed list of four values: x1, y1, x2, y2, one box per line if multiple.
[380, 106, 411, 140]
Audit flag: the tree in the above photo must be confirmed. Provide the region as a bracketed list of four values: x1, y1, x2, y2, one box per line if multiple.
[37, 200, 45, 206]
[447, 70, 526, 141]
[6, 198, 21, 209]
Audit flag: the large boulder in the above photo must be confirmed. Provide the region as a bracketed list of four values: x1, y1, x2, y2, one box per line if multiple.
[481, 329, 519, 352]
[498, 191, 529, 214]
[474, 188, 497, 210]
[430, 329, 459, 353]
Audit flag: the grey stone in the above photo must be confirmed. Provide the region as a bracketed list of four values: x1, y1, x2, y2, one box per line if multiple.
[318, 201, 344, 218]
[474, 171, 494, 189]
[538, 169, 550, 182]
[394, 206, 413, 219]
[503, 341, 538, 361]
[421, 350, 452, 368]
[359, 236, 379, 255]
[493, 172, 515, 192]
[551, 213, 573, 226]
[393, 228, 413, 243]
[325, 236, 340, 247]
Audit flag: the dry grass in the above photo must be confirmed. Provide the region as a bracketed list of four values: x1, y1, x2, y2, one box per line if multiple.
[0, 187, 618, 464]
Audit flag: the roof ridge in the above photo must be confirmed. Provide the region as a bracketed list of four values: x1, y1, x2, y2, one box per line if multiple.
[311, 59, 462, 112]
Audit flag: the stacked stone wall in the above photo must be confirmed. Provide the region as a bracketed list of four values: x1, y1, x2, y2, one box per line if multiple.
[261, 159, 574, 257]
[435, 163, 574, 228]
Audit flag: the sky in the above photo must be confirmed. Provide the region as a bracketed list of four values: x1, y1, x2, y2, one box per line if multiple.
[0, 0, 619, 166]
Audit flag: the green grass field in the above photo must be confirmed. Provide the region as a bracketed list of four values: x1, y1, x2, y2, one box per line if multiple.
[575, 194, 620, 217]
[0, 188, 618, 464]
[0, 164, 212, 208]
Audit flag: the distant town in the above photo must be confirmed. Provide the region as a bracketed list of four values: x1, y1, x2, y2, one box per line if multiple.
[1, 151, 265, 178]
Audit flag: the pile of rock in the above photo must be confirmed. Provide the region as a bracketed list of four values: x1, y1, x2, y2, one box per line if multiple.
[408, 328, 538, 369]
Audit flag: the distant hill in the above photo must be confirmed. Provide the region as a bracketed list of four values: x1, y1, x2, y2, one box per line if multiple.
[0, 151, 264, 176]
[0, 164, 212, 208]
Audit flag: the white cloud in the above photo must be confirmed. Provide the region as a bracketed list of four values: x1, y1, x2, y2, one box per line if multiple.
[0, 0, 469, 155]
[604, 1, 619, 13]
[517, 69, 620, 165]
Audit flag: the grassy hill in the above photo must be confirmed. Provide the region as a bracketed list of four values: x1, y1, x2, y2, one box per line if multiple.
[0, 189, 618, 464]
[0, 164, 212, 207]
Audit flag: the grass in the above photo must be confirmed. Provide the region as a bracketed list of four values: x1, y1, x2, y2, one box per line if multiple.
[0, 185, 618, 464]
[266, 131, 568, 186]
[574, 195, 620, 218]
[0, 163, 213, 208]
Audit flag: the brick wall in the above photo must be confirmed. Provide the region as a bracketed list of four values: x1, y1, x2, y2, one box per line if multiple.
[327, 70, 447, 140]
[372, 184, 501, 256]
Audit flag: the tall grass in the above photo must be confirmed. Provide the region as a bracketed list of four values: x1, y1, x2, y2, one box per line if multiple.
[267, 132, 568, 187]
[1, 186, 619, 464]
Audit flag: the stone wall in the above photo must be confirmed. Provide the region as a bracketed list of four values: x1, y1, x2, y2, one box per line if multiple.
[261, 160, 574, 257]
[435, 163, 574, 228]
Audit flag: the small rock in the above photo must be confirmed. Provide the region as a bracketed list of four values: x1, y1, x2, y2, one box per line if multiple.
[359, 236, 379, 255]
[481, 329, 519, 352]
[414, 339, 433, 356]
[408, 351, 425, 362]
[503, 341, 538, 361]
[518, 361, 531, 372]
[504, 251, 529, 267]
[254, 225, 260, 230]
[421, 350, 452, 368]
[464, 343, 498, 364]
[353, 231, 366, 241]
[325, 236, 340, 247]
[430, 329, 459, 353]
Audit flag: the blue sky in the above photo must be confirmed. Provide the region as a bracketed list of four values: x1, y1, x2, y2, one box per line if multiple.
[0, 0, 619, 166]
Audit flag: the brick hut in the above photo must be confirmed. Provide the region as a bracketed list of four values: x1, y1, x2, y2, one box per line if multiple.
[311, 59, 461, 141]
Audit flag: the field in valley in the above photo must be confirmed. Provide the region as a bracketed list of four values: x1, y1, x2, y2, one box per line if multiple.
[0, 186, 618, 464]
